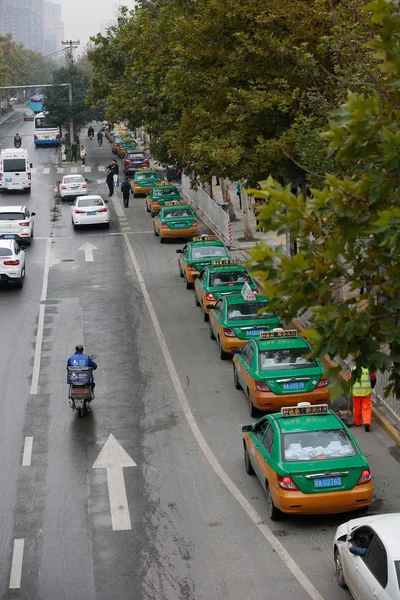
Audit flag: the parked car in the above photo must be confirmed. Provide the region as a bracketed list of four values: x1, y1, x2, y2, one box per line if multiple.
[124, 151, 149, 173]
[0, 239, 26, 288]
[0, 205, 35, 245]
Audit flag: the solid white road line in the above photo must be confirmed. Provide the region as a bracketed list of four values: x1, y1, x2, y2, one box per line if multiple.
[22, 437, 33, 466]
[9, 539, 24, 589]
[30, 238, 51, 395]
[98, 166, 105, 172]
[34, 231, 154, 240]
[112, 197, 125, 218]
[43, 168, 50, 174]
[122, 233, 326, 600]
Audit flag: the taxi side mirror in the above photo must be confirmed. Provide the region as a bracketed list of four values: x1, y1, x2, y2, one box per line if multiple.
[176, 249, 183, 254]
[192, 273, 199, 280]
[242, 425, 253, 432]
[206, 304, 214, 309]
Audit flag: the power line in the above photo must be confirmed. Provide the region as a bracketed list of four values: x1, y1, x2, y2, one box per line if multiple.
[62, 40, 80, 62]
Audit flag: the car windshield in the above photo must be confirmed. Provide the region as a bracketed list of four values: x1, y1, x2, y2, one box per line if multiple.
[190, 245, 229, 259]
[0, 213, 25, 220]
[136, 172, 157, 180]
[282, 429, 356, 462]
[0, 248, 12, 256]
[77, 198, 104, 207]
[210, 271, 251, 287]
[64, 176, 83, 184]
[227, 302, 276, 320]
[163, 209, 193, 218]
[154, 188, 179, 197]
[259, 347, 316, 371]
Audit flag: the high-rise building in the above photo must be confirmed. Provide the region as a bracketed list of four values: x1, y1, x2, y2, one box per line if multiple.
[43, 1, 64, 57]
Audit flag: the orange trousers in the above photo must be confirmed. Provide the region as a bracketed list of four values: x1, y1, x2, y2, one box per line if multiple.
[352, 394, 372, 426]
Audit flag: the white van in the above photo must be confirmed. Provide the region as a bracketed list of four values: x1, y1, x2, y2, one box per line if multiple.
[0, 149, 32, 194]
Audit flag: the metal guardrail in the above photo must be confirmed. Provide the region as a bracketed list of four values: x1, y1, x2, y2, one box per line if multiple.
[182, 174, 230, 243]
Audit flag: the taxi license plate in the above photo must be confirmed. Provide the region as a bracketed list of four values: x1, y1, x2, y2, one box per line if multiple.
[87, 211, 96, 216]
[283, 381, 305, 390]
[314, 477, 342, 489]
[174, 223, 186, 228]
[246, 329, 264, 337]
[4, 234, 15, 239]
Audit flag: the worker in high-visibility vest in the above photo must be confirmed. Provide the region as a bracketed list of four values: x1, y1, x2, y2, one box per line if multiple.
[349, 367, 377, 432]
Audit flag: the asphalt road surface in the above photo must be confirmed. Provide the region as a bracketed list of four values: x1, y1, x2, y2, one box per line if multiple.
[0, 108, 399, 600]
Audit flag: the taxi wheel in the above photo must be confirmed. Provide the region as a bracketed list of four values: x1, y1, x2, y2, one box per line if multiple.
[233, 365, 241, 389]
[203, 310, 209, 322]
[194, 293, 200, 307]
[266, 485, 282, 521]
[179, 266, 184, 278]
[334, 549, 347, 589]
[146, 203, 150, 213]
[159, 235, 165, 244]
[154, 225, 159, 236]
[209, 322, 215, 340]
[185, 277, 193, 290]
[218, 337, 230, 360]
[244, 444, 255, 475]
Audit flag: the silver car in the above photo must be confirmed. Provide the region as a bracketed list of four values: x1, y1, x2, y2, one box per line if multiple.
[59, 174, 88, 200]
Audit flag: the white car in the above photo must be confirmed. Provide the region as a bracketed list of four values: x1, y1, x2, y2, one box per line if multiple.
[59, 174, 88, 200]
[0, 239, 26, 287]
[71, 195, 110, 229]
[334, 513, 400, 599]
[0, 205, 35, 245]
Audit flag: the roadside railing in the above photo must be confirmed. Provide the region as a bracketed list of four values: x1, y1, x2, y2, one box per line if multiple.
[182, 175, 230, 243]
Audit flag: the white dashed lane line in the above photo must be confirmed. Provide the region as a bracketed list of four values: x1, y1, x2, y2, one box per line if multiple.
[9, 539, 24, 589]
[22, 437, 33, 467]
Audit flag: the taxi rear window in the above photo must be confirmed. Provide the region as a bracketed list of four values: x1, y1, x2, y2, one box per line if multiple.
[227, 302, 275, 320]
[190, 245, 228, 259]
[163, 208, 193, 218]
[154, 188, 178, 197]
[136, 172, 157, 180]
[259, 348, 316, 371]
[282, 429, 356, 462]
[210, 271, 250, 287]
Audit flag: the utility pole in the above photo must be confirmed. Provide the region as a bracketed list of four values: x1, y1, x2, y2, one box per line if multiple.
[62, 39, 80, 144]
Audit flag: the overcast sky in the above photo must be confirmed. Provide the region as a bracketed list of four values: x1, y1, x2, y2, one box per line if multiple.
[60, 0, 130, 50]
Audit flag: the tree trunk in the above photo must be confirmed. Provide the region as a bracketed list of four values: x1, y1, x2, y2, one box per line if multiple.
[221, 178, 237, 221]
[242, 191, 255, 241]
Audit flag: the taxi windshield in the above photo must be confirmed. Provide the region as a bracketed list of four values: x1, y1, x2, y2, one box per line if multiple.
[136, 172, 157, 180]
[259, 348, 316, 371]
[190, 245, 228, 259]
[282, 429, 356, 462]
[227, 302, 275, 320]
[154, 188, 178, 197]
[210, 271, 251, 287]
[164, 209, 193, 218]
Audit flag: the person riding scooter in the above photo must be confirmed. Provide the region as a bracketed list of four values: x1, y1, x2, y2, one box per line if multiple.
[88, 126, 94, 139]
[67, 345, 97, 391]
[14, 133, 22, 148]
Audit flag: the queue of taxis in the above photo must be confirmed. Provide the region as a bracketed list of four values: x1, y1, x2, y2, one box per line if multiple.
[146, 183, 183, 216]
[176, 235, 231, 288]
[153, 202, 198, 242]
[242, 403, 373, 520]
[132, 169, 161, 197]
[233, 329, 329, 416]
[194, 259, 258, 321]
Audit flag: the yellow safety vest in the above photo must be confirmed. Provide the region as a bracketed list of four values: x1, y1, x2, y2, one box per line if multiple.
[352, 367, 372, 397]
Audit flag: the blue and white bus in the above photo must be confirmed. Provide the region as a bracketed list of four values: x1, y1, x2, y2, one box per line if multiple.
[34, 113, 60, 146]
[29, 95, 44, 113]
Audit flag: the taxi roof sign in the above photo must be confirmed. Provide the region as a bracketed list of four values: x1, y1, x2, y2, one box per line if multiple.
[281, 404, 329, 417]
[164, 201, 187, 206]
[211, 259, 239, 266]
[155, 181, 170, 186]
[192, 235, 219, 242]
[241, 281, 256, 301]
[260, 329, 297, 339]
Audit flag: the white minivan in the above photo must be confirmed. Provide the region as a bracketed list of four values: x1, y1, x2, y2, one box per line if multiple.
[0, 149, 33, 194]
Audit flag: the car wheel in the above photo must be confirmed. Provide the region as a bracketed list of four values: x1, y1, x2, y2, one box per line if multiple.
[179, 265, 184, 278]
[334, 549, 347, 589]
[25, 187, 31, 194]
[248, 389, 258, 418]
[209, 321, 215, 340]
[146, 203, 151, 213]
[105, 222, 110, 229]
[133, 192, 138, 198]
[233, 365, 241, 389]
[17, 266, 25, 288]
[73, 224, 79, 230]
[159, 235, 165, 244]
[267, 485, 281, 521]
[244, 444, 255, 475]
[154, 225, 159, 237]
[195, 292, 200, 307]
[218, 337, 230, 360]
[203, 306, 209, 322]
[185, 277, 193, 290]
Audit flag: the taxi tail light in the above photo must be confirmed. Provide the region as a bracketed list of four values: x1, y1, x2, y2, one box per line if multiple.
[223, 328, 235, 337]
[19, 222, 30, 226]
[152, 200, 158, 205]
[357, 469, 371, 485]
[192, 220, 198, 226]
[161, 223, 169, 228]
[75, 209, 85, 214]
[277, 475, 299, 491]
[34, 135, 38, 140]
[255, 381, 270, 391]
[187, 264, 197, 271]
[97, 208, 108, 213]
[56, 134, 60, 140]
[143, 158, 149, 163]
[206, 293, 217, 301]
[316, 378, 328, 388]
[61, 185, 67, 189]
[4, 259, 20, 265]
[82, 184, 87, 188]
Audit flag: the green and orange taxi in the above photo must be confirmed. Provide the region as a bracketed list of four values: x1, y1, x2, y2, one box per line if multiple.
[153, 202, 198, 242]
[176, 235, 231, 289]
[132, 168, 161, 197]
[145, 183, 183, 216]
[24, 109, 35, 121]
[242, 402, 373, 520]
[208, 291, 283, 360]
[194, 260, 258, 321]
[233, 329, 329, 416]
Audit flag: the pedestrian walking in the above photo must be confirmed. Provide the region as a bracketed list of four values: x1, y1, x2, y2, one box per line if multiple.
[80, 145, 86, 166]
[121, 177, 132, 208]
[61, 143, 66, 162]
[71, 141, 77, 162]
[111, 159, 119, 187]
[349, 367, 377, 432]
[106, 166, 114, 197]
[236, 182, 242, 210]
[177, 168, 182, 184]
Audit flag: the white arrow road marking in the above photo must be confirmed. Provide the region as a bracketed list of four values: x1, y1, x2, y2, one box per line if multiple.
[93, 434, 136, 531]
[78, 242, 98, 262]
[22, 437, 33, 466]
[9, 539, 24, 588]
